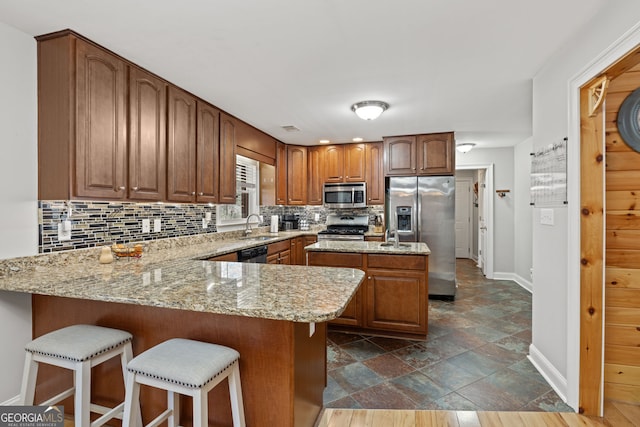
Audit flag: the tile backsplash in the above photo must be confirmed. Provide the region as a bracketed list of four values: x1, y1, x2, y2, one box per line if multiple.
[38, 201, 384, 253]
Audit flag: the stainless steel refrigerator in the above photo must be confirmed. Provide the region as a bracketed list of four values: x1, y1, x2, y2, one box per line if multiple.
[386, 176, 457, 299]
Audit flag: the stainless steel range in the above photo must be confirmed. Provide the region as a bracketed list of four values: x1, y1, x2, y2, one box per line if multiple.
[317, 214, 369, 241]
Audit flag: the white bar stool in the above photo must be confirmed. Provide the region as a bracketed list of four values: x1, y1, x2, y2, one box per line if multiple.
[122, 338, 246, 427]
[19, 324, 136, 427]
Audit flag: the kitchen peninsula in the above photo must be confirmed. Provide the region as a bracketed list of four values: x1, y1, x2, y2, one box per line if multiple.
[306, 240, 430, 338]
[0, 233, 364, 427]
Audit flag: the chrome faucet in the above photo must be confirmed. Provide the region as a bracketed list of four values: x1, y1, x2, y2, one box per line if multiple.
[244, 214, 262, 236]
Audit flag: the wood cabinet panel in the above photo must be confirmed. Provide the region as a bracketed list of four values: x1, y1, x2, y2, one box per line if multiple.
[417, 133, 455, 175]
[287, 146, 308, 205]
[364, 236, 384, 242]
[196, 102, 220, 203]
[207, 252, 237, 262]
[384, 136, 416, 175]
[276, 142, 288, 205]
[344, 144, 366, 182]
[75, 39, 127, 198]
[367, 254, 426, 270]
[167, 86, 197, 202]
[268, 240, 291, 264]
[366, 268, 426, 334]
[291, 237, 306, 265]
[325, 145, 345, 183]
[307, 146, 325, 205]
[218, 113, 237, 204]
[366, 142, 384, 204]
[128, 66, 166, 201]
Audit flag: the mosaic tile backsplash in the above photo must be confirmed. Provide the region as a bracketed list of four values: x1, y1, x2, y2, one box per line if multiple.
[38, 201, 384, 253]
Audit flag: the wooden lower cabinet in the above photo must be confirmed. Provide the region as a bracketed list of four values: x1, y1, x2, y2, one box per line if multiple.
[268, 240, 291, 265]
[366, 268, 426, 334]
[307, 251, 428, 336]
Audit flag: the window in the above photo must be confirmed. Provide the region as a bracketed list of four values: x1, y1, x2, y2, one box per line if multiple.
[217, 155, 260, 228]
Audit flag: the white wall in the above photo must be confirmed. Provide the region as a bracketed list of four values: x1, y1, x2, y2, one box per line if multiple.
[0, 21, 37, 403]
[531, 0, 640, 408]
[513, 138, 533, 290]
[456, 147, 515, 275]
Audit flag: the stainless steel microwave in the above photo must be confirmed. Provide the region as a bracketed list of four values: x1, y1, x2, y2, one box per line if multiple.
[323, 182, 367, 208]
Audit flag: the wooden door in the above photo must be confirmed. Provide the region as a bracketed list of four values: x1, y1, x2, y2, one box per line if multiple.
[324, 145, 344, 183]
[276, 142, 288, 205]
[344, 143, 366, 182]
[196, 101, 220, 203]
[365, 142, 384, 205]
[417, 132, 455, 175]
[307, 146, 325, 205]
[218, 113, 237, 204]
[128, 66, 166, 201]
[366, 268, 426, 333]
[455, 178, 472, 258]
[384, 136, 416, 175]
[75, 40, 127, 198]
[167, 86, 197, 202]
[287, 146, 307, 205]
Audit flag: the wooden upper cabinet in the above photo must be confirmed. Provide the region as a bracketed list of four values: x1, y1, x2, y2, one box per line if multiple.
[218, 113, 237, 204]
[196, 101, 220, 203]
[384, 133, 455, 176]
[324, 145, 345, 183]
[307, 146, 325, 205]
[417, 132, 455, 175]
[167, 86, 197, 202]
[276, 142, 287, 205]
[344, 143, 366, 182]
[287, 145, 307, 205]
[128, 66, 166, 201]
[384, 136, 417, 175]
[75, 39, 128, 199]
[365, 142, 384, 205]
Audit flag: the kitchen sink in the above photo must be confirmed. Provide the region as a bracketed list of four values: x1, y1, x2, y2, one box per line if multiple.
[241, 236, 278, 241]
[379, 242, 411, 248]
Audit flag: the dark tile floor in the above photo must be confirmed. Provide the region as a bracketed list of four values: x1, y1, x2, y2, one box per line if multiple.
[324, 259, 573, 412]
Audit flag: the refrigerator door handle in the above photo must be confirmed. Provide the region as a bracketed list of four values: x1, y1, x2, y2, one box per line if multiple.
[416, 191, 421, 243]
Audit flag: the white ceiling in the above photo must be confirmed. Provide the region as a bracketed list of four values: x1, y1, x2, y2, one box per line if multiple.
[0, 0, 606, 148]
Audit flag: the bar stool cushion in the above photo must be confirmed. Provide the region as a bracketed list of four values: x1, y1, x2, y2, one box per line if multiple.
[25, 324, 133, 362]
[127, 338, 240, 389]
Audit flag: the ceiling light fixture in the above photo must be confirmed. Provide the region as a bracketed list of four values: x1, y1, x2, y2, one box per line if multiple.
[319, 139, 330, 144]
[351, 100, 389, 120]
[352, 137, 364, 142]
[456, 143, 476, 153]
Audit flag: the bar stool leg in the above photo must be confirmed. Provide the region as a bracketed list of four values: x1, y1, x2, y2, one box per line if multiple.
[19, 352, 38, 405]
[228, 362, 246, 427]
[192, 389, 207, 427]
[122, 372, 141, 427]
[167, 391, 179, 427]
[75, 361, 91, 427]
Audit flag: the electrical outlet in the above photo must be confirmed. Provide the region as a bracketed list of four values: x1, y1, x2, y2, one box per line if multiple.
[314, 213, 320, 222]
[57, 221, 71, 241]
[142, 218, 150, 233]
[154, 219, 162, 232]
[202, 218, 208, 229]
[540, 209, 554, 225]
[205, 212, 212, 221]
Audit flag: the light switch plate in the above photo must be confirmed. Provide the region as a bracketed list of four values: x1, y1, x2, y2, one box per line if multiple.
[142, 218, 150, 233]
[57, 222, 71, 241]
[154, 219, 162, 233]
[540, 208, 554, 225]
[202, 218, 208, 229]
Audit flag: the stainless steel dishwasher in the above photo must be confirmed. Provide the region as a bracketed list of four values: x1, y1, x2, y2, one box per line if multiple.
[237, 245, 268, 263]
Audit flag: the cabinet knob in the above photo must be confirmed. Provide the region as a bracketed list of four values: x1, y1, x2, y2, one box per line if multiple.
[368, 276, 372, 280]
[191, 192, 196, 196]
[116, 186, 125, 191]
[198, 192, 204, 196]
[132, 187, 139, 191]
[412, 168, 416, 170]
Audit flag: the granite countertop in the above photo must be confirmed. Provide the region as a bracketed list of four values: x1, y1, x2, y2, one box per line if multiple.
[0, 229, 365, 323]
[305, 240, 430, 255]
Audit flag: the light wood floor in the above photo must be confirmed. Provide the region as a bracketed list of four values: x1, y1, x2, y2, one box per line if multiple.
[317, 399, 640, 427]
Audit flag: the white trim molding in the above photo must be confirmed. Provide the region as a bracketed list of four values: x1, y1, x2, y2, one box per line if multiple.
[529, 344, 569, 405]
[493, 272, 533, 293]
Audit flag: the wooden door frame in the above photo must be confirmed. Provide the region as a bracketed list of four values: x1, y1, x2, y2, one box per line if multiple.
[568, 23, 640, 416]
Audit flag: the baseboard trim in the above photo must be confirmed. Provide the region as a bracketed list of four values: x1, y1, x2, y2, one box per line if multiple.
[529, 344, 571, 408]
[492, 272, 533, 293]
